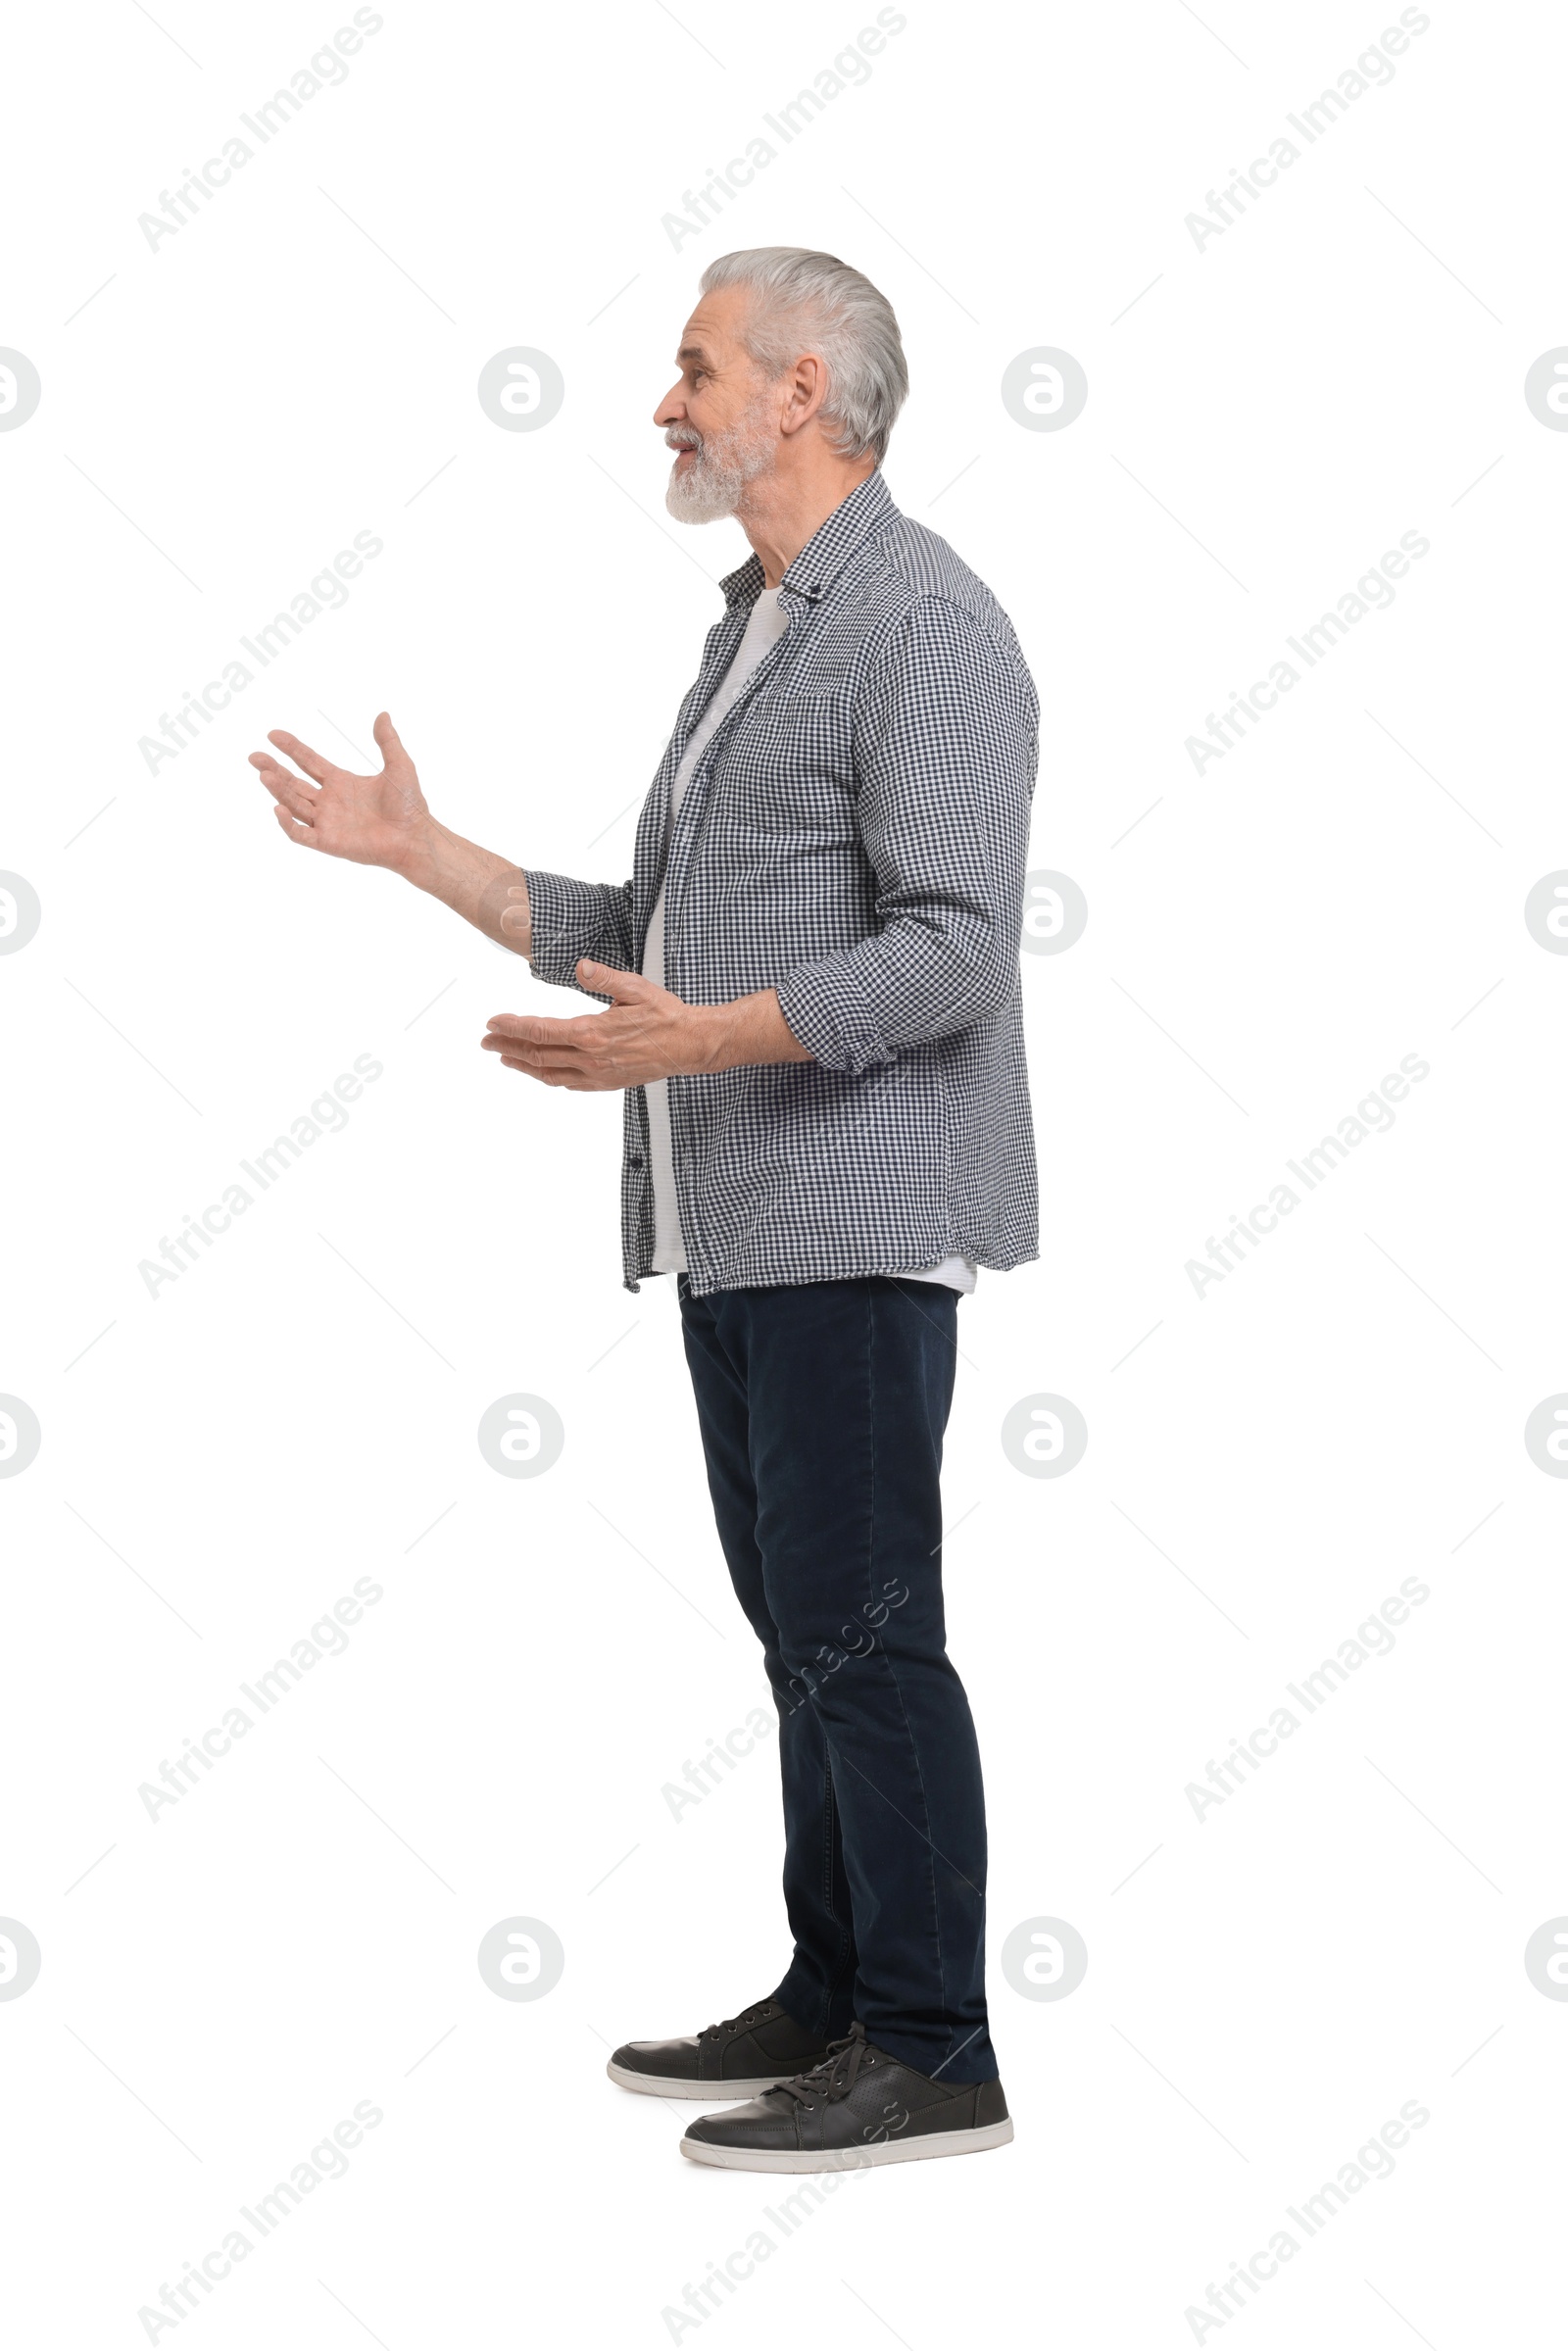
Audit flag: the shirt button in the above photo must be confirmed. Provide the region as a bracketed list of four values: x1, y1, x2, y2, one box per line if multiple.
[628, 1152, 646, 1170]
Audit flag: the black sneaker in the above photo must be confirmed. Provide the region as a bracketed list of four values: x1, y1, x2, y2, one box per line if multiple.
[679, 2022, 1013, 2171]
[607, 1997, 835, 2101]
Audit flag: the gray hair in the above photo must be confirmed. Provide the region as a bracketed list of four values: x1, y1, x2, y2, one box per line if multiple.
[699, 247, 908, 464]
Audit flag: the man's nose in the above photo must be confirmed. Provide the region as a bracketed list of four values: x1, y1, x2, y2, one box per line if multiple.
[653, 382, 685, 427]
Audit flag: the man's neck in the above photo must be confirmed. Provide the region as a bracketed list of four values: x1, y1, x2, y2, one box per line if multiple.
[739, 459, 877, 588]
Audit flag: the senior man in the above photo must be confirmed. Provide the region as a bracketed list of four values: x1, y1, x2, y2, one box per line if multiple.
[250, 248, 1038, 2172]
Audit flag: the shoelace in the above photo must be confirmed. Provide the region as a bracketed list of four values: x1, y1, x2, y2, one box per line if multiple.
[774, 2021, 875, 2108]
[700, 1999, 775, 2042]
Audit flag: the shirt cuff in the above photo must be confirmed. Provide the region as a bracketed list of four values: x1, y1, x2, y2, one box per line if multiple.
[774, 960, 895, 1077]
[520, 868, 615, 996]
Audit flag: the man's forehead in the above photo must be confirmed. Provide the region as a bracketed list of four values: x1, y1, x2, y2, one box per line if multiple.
[676, 291, 747, 364]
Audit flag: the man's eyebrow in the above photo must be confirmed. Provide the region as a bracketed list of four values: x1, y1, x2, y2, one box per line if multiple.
[676, 341, 713, 365]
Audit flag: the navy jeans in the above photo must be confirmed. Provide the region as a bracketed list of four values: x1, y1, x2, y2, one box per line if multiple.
[677, 1272, 996, 2083]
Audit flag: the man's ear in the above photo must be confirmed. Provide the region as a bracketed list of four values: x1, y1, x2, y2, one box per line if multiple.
[779, 353, 828, 438]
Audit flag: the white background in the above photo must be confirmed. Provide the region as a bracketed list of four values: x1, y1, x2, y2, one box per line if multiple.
[3, 0, 1564, 2342]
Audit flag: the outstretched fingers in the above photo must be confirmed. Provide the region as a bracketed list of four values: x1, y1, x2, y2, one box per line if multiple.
[271, 802, 318, 849]
[266, 728, 343, 787]
[480, 1020, 590, 1083]
[495, 1056, 595, 1088]
[249, 749, 321, 824]
[481, 1039, 584, 1068]
[484, 1012, 593, 1048]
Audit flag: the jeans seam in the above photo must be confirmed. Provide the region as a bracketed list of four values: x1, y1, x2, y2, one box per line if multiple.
[864, 1287, 952, 2071]
[818, 1755, 855, 2024]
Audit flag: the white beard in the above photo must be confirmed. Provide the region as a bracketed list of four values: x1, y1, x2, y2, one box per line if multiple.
[664, 398, 777, 523]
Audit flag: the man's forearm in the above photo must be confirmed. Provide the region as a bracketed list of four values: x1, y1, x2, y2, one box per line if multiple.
[393, 817, 532, 956]
[693, 986, 814, 1072]
[482, 962, 816, 1088]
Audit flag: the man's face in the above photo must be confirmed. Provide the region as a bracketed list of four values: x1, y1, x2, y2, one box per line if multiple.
[655, 286, 781, 523]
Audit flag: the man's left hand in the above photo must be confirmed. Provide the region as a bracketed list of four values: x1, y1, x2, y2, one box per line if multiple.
[482, 959, 812, 1090]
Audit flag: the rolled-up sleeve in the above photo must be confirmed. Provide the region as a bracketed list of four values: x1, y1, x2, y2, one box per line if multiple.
[521, 868, 636, 997]
[773, 597, 1037, 1076]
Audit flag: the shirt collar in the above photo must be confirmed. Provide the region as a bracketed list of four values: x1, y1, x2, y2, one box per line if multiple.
[718, 468, 897, 613]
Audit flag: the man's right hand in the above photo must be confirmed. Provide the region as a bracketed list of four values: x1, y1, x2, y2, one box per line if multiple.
[250, 710, 429, 872]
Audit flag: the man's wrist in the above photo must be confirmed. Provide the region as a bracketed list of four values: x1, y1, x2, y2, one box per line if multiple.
[688, 1001, 736, 1073]
[391, 821, 529, 954]
[691, 990, 811, 1074]
[386, 809, 446, 888]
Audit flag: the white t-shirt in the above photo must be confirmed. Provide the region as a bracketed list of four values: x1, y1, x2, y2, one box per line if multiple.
[641, 586, 977, 1296]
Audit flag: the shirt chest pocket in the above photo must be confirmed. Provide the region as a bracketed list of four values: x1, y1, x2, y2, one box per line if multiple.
[707, 688, 858, 841]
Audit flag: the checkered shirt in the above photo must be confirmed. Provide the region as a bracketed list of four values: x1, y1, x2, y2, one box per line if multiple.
[524, 468, 1039, 1295]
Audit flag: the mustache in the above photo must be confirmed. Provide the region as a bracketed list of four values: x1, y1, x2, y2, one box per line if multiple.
[664, 427, 701, 453]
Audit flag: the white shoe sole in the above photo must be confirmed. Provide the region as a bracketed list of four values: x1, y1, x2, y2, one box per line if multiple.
[679, 2118, 1014, 2171]
[606, 2061, 804, 2101]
